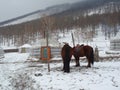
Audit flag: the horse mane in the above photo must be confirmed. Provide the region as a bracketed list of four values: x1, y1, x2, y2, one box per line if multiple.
[62, 43, 72, 57]
[63, 42, 69, 45]
[80, 44, 84, 47]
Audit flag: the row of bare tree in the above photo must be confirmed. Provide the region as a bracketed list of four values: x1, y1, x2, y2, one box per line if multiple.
[0, 11, 120, 46]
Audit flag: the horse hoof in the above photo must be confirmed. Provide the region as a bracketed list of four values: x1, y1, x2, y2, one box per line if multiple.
[75, 65, 80, 67]
[87, 65, 91, 68]
[65, 71, 70, 73]
[64, 70, 70, 73]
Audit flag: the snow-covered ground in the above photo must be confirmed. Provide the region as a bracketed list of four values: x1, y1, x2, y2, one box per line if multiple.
[0, 30, 120, 90]
[0, 52, 120, 90]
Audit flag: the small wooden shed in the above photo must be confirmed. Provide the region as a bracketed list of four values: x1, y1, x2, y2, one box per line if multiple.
[19, 44, 32, 53]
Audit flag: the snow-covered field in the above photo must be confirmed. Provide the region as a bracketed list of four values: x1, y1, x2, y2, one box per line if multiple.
[0, 52, 120, 90]
[0, 30, 120, 90]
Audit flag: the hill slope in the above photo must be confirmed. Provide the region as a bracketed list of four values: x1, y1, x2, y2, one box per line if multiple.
[1, 0, 120, 26]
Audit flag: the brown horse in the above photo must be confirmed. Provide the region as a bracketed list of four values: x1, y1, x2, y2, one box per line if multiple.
[61, 43, 73, 73]
[73, 44, 94, 67]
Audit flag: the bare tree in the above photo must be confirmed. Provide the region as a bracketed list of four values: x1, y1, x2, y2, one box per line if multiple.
[40, 15, 55, 72]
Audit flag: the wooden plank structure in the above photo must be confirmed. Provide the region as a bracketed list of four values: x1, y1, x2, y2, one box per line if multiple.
[110, 31, 120, 51]
[110, 39, 120, 50]
[30, 47, 61, 60]
[40, 46, 51, 60]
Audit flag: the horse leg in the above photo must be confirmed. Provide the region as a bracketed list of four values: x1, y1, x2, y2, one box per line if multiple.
[62, 57, 66, 71]
[64, 59, 70, 73]
[64, 60, 67, 72]
[62, 60, 65, 71]
[64, 61, 70, 73]
[66, 60, 70, 73]
[87, 57, 91, 67]
[75, 57, 80, 67]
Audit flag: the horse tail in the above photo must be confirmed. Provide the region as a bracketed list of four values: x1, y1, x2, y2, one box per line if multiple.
[90, 48, 94, 65]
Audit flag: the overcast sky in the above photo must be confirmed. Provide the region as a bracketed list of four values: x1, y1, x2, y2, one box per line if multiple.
[0, 0, 81, 22]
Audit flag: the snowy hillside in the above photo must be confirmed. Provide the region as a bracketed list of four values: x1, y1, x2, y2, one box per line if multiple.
[1, 0, 120, 26]
[85, 2, 120, 16]
[4, 13, 41, 26]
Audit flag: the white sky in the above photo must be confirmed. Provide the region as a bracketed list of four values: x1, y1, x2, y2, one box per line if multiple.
[0, 0, 81, 22]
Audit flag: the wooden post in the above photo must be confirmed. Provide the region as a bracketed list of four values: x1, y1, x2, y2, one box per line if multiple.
[71, 32, 75, 47]
[46, 28, 50, 72]
[46, 29, 49, 47]
[95, 46, 99, 62]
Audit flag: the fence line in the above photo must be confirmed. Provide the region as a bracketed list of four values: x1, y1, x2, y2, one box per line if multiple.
[29, 46, 120, 61]
[30, 47, 62, 59]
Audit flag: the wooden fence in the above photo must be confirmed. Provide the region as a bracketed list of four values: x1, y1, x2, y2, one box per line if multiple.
[110, 39, 120, 50]
[29, 46, 120, 61]
[4, 49, 18, 53]
[30, 47, 61, 59]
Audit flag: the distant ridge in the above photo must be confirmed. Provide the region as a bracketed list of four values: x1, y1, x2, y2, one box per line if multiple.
[0, 3, 71, 26]
[0, 10, 42, 26]
[0, 0, 120, 26]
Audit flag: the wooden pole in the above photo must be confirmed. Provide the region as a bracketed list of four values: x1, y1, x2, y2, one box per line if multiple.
[95, 46, 99, 62]
[46, 27, 50, 72]
[71, 32, 75, 47]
